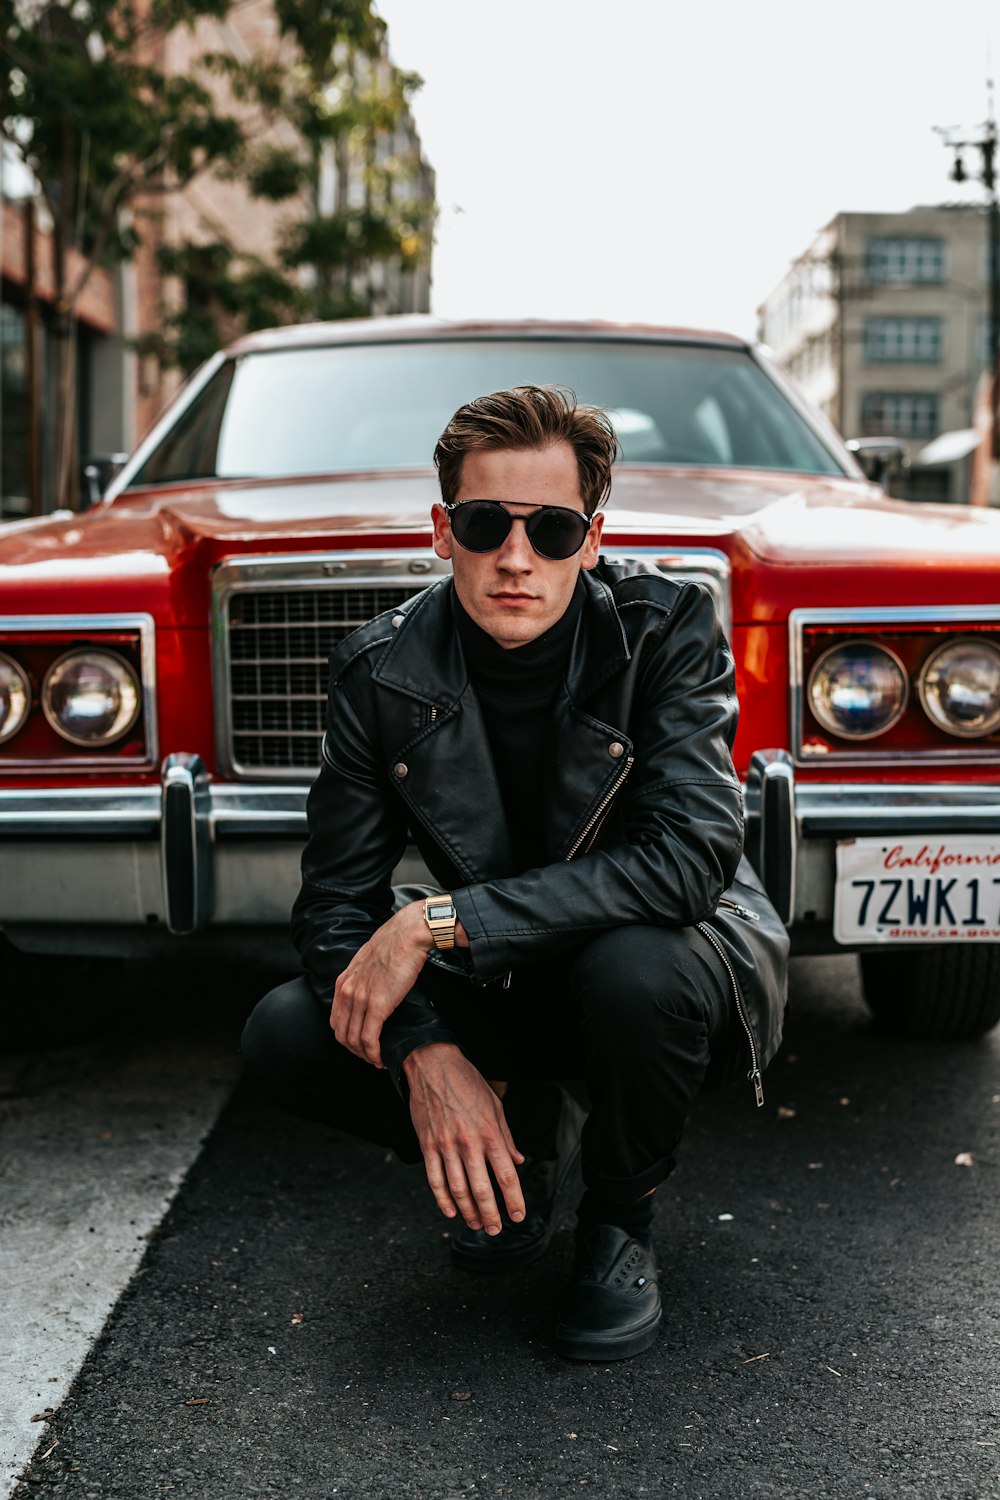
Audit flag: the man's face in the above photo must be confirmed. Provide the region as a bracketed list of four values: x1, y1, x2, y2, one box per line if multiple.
[431, 441, 604, 649]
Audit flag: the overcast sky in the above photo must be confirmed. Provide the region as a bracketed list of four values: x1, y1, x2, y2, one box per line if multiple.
[374, 0, 1000, 339]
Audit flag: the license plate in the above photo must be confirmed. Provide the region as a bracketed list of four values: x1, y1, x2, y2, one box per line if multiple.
[834, 836, 1000, 944]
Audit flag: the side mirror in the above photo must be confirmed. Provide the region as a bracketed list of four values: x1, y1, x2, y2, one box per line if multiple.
[846, 438, 910, 493]
[81, 452, 129, 510]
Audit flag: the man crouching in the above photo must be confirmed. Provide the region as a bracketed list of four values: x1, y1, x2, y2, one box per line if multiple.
[242, 384, 788, 1360]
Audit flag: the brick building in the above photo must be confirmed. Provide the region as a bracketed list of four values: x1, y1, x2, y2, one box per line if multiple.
[0, 3, 434, 519]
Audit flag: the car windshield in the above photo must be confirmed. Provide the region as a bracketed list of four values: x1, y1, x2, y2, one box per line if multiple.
[127, 338, 845, 487]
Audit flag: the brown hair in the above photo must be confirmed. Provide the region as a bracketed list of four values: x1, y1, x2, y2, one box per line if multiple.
[433, 385, 619, 516]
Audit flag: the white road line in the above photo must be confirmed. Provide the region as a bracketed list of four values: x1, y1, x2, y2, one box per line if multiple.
[0, 1031, 239, 1495]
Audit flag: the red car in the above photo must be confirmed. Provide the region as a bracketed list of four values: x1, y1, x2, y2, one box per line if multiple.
[1, 317, 998, 1041]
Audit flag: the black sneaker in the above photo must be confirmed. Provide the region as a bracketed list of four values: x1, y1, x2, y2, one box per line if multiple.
[554, 1223, 661, 1361]
[449, 1090, 585, 1274]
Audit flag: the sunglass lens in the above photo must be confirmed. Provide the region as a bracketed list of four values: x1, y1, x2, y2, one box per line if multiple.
[450, 501, 511, 553]
[527, 508, 590, 560]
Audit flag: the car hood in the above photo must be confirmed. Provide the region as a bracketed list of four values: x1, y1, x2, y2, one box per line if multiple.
[2, 467, 999, 622]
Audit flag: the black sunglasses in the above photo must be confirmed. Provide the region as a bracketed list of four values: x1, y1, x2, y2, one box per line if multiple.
[443, 500, 592, 561]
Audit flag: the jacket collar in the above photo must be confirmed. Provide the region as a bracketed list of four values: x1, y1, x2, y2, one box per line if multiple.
[371, 567, 630, 707]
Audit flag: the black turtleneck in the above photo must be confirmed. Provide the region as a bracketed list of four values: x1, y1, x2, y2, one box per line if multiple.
[454, 579, 584, 874]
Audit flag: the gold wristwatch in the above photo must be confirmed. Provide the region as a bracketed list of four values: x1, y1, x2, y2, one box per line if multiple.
[423, 894, 457, 949]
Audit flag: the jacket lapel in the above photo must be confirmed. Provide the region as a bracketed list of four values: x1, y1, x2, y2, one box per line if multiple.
[543, 689, 634, 860]
[393, 686, 514, 882]
[372, 582, 512, 879]
[372, 573, 633, 878]
[544, 570, 633, 857]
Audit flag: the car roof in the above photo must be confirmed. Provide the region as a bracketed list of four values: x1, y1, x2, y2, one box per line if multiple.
[225, 315, 750, 358]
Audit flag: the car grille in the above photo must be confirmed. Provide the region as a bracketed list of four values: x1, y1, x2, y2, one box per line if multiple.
[215, 547, 730, 780]
[226, 585, 427, 773]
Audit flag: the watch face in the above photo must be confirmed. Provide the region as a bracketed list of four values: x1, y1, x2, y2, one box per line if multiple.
[427, 901, 454, 921]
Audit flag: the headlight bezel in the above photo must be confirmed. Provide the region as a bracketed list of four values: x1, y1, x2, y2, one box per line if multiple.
[793, 607, 1000, 765]
[0, 614, 156, 770]
[0, 650, 32, 744]
[918, 637, 1000, 740]
[806, 639, 910, 742]
[41, 647, 142, 747]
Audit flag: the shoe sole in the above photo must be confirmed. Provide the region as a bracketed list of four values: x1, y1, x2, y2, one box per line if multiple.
[553, 1309, 662, 1362]
[449, 1134, 583, 1275]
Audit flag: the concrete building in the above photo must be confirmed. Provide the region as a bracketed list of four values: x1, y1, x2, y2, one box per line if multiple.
[0, 4, 434, 519]
[757, 205, 996, 503]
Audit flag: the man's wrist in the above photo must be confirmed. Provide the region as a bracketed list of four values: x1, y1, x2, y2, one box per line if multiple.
[400, 900, 436, 953]
[402, 1040, 464, 1084]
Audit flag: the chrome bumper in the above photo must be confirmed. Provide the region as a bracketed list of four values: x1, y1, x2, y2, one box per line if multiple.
[1, 750, 999, 938]
[0, 754, 312, 936]
[745, 750, 1000, 927]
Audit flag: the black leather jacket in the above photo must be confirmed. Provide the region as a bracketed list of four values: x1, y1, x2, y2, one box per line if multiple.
[292, 560, 789, 1102]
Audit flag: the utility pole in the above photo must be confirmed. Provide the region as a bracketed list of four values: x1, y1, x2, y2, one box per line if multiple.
[936, 89, 1000, 462]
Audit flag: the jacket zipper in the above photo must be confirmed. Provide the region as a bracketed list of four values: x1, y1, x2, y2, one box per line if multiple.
[695, 918, 765, 1109]
[563, 755, 635, 861]
[431, 719, 632, 989]
[717, 897, 760, 922]
[502, 752, 633, 996]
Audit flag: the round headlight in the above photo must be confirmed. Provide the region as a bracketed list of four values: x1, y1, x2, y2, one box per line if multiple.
[0, 652, 31, 744]
[808, 641, 909, 740]
[918, 638, 1000, 738]
[42, 650, 140, 746]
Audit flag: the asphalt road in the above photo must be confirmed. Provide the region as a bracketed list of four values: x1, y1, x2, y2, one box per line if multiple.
[5, 954, 1000, 1500]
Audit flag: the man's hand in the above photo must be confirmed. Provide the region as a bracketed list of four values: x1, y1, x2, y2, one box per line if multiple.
[404, 1043, 526, 1234]
[331, 901, 431, 1067]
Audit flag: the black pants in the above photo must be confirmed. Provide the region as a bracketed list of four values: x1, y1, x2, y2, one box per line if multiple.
[241, 924, 737, 1203]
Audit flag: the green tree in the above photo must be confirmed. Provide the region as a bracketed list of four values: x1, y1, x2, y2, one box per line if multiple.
[0, 0, 246, 507]
[146, 4, 435, 371]
[0, 1, 433, 505]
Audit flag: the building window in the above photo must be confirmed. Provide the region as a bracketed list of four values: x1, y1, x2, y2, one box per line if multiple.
[866, 236, 946, 283]
[860, 392, 939, 439]
[863, 317, 942, 363]
[905, 468, 953, 504]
